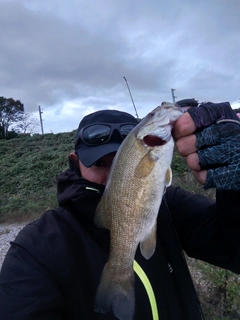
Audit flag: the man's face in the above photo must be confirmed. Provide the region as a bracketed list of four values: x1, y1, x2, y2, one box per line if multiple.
[79, 152, 116, 185]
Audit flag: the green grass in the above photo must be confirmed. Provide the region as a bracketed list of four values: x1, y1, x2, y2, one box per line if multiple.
[0, 131, 76, 222]
[0, 133, 210, 222]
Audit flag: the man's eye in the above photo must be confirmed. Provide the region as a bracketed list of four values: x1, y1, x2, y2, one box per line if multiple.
[93, 159, 104, 167]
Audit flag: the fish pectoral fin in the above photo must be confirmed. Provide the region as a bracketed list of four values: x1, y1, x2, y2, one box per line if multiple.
[163, 168, 172, 195]
[134, 153, 156, 179]
[94, 202, 108, 229]
[140, 222, 157, 260]
[165, 168, 172, 187]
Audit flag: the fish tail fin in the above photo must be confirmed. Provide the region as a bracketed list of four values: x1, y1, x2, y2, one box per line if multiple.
[94, 263, 135, 320]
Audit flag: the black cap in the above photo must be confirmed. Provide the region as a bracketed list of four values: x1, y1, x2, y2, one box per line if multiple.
[176, 98, 199, 107]
[75, 110, 138, 167]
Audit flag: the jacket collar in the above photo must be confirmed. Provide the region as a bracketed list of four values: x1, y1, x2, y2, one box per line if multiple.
[56, 168, 105, 223]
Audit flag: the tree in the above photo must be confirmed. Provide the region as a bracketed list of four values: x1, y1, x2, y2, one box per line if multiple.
[0, 96, 24, 138]
[13, 113, 40, 134]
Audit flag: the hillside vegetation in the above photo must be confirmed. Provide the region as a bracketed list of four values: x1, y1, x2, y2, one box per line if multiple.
[0, 131, 76, 222]
[0, 130, 209, 222]
[0, 131, 240, 319]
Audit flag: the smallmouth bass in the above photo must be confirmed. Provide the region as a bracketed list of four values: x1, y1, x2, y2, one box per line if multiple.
[94, 102, 183, 320]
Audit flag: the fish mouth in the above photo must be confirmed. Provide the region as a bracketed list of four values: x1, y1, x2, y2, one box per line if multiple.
[143, 135, 167, 147]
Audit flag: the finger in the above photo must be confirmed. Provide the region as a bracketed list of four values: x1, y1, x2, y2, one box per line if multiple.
[186, 153, 201, 171]
[196, 122, 240, 149]
[205, 165, 240, 190]
[192, 170, 207, 185]
[196, 125, 221, 149]
[175, 135, 197, 157]
[198, 141, 237, 169]
[172, 112, 196, 139]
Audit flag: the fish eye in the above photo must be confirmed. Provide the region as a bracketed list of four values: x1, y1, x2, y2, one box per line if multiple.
[147, 112, 155, 118]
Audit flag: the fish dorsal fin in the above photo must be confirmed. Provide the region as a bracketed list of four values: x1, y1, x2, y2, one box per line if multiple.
[140, 220, 157, 260]
[94, 201, 108, 229]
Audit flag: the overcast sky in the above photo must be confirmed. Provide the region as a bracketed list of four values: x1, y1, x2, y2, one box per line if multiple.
[1, 0, 240, 134]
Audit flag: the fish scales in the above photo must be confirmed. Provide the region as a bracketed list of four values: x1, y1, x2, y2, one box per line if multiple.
[94, 102, 183, 320]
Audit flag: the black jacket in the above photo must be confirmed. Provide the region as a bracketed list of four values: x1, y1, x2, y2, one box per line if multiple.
[0, 169, 240, 320]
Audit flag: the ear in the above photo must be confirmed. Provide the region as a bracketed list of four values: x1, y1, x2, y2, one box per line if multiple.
[69, 152, 79, 166]
[68, 152, 81, 174]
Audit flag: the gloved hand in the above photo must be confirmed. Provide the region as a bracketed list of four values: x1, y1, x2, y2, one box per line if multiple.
[187, 101, 240, 129]
[196, 121, 240, 190]
[173, 102, 240, 190]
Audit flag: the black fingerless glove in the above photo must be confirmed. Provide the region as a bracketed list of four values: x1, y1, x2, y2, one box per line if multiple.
[196, 123, 240, 190]
[187, 101, 239, 129]
[187, 102, 240, 190]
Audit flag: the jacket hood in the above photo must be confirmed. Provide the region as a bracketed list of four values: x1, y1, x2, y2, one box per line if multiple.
[56, 168, 105, 223]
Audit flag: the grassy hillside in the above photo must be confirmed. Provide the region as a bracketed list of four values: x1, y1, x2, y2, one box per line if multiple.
[0, 131, 76, 222]
[0, 130, 208, 222]
[0, 131, 217, 222]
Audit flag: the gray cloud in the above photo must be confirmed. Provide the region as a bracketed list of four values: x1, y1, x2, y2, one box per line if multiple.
[1, 0, 240, 133]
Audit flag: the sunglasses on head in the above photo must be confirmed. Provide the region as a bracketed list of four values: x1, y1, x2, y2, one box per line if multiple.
[78, 123, 137, 146]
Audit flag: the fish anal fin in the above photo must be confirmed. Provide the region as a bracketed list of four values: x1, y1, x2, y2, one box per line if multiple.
[140, 222, 157, 260]
[134, 153, 156, 179]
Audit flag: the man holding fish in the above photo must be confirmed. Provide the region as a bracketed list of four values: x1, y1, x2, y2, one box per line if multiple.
[0, 100, 240, 320]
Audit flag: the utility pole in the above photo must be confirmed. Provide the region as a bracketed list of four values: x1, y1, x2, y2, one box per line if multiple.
[123, 77, 139, 118]
[171, 88, 177, 103]
[38, 105, 44, 134]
